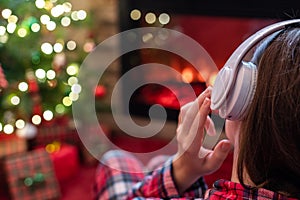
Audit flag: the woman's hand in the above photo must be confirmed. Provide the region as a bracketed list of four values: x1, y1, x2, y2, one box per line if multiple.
[172, 87, 232, 194]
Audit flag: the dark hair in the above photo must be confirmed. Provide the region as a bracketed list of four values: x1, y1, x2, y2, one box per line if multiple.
[237, 27, 300, 197]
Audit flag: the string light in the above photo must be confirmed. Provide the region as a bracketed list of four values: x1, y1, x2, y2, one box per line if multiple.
[71, 83, 81, 94]
[2, 9, 12, 19]
[145, 13, 156, 24]
[158, 13, 170, 25]
[66, 40, 76, 50]
[71, 11, 79, 21]
[0, 123, 2, 132]
[18, 82, 29, 92]
[61, 16, 71, 27]
[77, 10, 87, 20]
[130, 9, 141, 20]
[46, 70, 56, 80]
[55, 104, 65, 114]
[41, 42, 53, 54]
[35, 0, 45, 9]
[32, 115, 42, 125]
[69, 92, 79, 101]
[0, 26, 6, 36]
[43, 110, 53, 121]
[15, 119, 26, 129]
[3, 124, 14, 134]
[31, 23, 41, 32]
[46, 21, 56, 31]
[11, 96, 20, 105]
[53, 42, 63, 53]
[8, 15, 18, 24]
[35, 69, 46, 79]
[63, 2, 72, 13]
[40, 15, 50, 25]
[17, 28, 27, 38]
[62, 96, 72, 106]
[51, 5, 65, 17]
[7, 23, 17, 33]
[66, 63, 78, 75]
[68, 77, 78, 86]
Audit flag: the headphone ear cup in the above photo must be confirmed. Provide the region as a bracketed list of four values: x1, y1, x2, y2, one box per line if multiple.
[219, 62, 257, 120]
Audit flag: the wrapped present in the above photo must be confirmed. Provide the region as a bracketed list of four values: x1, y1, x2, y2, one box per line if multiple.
[0, 134, 27, 158]
[46, 142, 80, 183]
[4, 149, 61, 200]
[31, 125, 80, 149]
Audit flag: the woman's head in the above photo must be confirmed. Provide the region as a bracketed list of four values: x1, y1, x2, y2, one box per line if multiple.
[237, 26, 300, 197]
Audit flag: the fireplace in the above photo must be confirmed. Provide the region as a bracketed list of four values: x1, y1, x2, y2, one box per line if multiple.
[118, 0, 298, 121]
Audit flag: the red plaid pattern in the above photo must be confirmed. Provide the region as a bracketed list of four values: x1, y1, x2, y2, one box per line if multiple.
[94, 150, 297, 200]
[94, 150, 206, 200]
[0, 134, 27, 157]
[4, 149, 61, 200]
[32, 125, 80, 147]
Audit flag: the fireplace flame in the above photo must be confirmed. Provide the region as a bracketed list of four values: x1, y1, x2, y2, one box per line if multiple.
[181, 68, 194, 83]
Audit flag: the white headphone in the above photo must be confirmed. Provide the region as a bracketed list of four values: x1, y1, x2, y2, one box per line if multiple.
[210, 19, 300, 120]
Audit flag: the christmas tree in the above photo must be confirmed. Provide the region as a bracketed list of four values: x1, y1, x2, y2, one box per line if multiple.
[0, 0, 95, 134]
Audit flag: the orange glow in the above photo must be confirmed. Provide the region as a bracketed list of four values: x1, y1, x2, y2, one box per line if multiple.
[181, 68, 194, 83]
[207, 73, 218, 86]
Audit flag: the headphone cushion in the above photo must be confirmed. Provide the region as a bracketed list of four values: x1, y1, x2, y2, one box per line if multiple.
[219, 62, 257, 120]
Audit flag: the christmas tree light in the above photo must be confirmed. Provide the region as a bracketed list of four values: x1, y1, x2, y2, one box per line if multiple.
[0, 0, 94, 134]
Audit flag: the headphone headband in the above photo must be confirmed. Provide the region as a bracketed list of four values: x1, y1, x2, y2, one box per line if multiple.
[211, 19, 300, 120]
[225, 19, 300, 78]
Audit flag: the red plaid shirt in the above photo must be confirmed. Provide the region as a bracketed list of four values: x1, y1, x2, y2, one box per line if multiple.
[94, 150, 297, 200]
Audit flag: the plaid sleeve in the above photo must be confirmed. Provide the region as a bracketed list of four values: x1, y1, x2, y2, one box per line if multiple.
[127, 157, 207, 199]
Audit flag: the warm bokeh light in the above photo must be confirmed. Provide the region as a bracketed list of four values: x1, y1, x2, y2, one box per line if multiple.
[31, 23, 41, 32]
[46, 21, 56, 31]
[77, 10, 87, 20]
[43, 110, 54, 121]
[66, 40, 76, 50]
[62, 96, 72, 106]
[7, 23, 16, 33]
[18, 82, 29, 92]
[66, 64, 78, 75]
[159, 13, 170, 25]
[32, 115, 42, 125]
[17, 28, 27, 37]
[35, 69, 46, 79]
[3, 124, 14, 134]
[55, 104, 65, 114]
[8, 15, 18, 24]
[2, 9, 12, 19]
[35, 0, 45, 9]
[0, 26, 6, 36]
[69, 92, 79, 101]
[46, 70, 56, 80]
[15, 119, 26, 129]
[11, 96, 20, 105]
[71, 83, 81, 94]
[53, 42, 63, 53]
[68, 76, 78, 86]
[61, 16, 71, 27]
[145, 12, 156, 24]
[40, 14, 50, 25]
[41, 42, 53, 54]
[182, 68, 194, 83]
[130, 9, 141, 20]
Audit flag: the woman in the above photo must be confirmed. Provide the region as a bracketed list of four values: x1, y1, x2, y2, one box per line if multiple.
[94, 21, 300, 199]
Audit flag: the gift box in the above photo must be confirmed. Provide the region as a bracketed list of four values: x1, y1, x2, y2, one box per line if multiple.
[4, 149, 61, 200]
[48, 143, 80, 183]
[0, 134, 27, 158]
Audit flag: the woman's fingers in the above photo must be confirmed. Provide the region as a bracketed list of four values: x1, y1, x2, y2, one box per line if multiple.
[202, 139, 232, 174]
[205, 116, 216, 136]
[179, 87, 212, 133]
